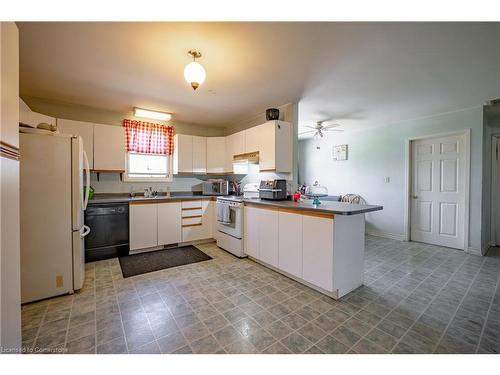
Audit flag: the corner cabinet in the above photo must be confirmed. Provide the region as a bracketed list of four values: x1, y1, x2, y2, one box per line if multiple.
[173, 134, 207, 174]
[93, 124, 125, 172]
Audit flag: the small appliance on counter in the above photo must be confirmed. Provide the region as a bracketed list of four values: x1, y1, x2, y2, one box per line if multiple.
[202, 179, 229, 196]
[259, 179, 288, 200]
[243, 183, 260, 199]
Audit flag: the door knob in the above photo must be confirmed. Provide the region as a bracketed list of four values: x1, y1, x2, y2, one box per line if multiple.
[412, 195, 418, 199]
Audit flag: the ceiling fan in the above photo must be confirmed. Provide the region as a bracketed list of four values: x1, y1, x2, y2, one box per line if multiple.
[300, 121, 344, 139]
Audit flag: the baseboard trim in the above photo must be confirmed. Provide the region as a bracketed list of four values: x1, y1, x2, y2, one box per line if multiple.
[366, 229, 406, 241]
[466, 247, 483, 256]
[471, 241, 495, 256]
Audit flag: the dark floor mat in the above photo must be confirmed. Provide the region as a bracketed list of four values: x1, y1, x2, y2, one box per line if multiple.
[119, 245, 212, 278]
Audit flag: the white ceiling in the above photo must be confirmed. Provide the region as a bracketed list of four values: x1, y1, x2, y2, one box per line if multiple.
[18, 22, 500, 132]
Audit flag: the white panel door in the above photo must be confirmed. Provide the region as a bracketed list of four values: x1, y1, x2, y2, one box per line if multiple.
[157, 202, 182, 245]
[192, 136, 207, 173]
[411, 134, 466, 249]
[130, 203, 158, 250]
[278, 211, 302, 278]
[244, 206, 260, 258]
[258, 208, 279, 267]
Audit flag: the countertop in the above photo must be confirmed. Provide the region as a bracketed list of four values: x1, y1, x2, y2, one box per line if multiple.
[89, 193, 383, 215]
[89, 193, 214, 204]
[243, 198, 383, 215]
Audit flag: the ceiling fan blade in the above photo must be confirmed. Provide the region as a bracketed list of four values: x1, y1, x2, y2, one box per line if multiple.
[303, 125, 319, 130]
[322, 124, 341, 129]
[299, 130, 315, 135]
[326, 129, 344, 132]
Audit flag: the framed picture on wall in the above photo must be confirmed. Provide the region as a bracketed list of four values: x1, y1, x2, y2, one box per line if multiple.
[333, 144, 348, 161]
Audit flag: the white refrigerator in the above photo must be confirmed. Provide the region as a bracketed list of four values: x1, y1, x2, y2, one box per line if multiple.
[20, 129, 91, 303]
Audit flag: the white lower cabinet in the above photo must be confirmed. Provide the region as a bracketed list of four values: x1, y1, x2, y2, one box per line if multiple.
[243, 206, 260, 258]
[157, 202, 182, 245]
[129, 203, 158, 251]
[258, 208, 279, 267]
[181, 200, 213, 242]
[302, 215, 334, 292]
[278, 211, 303, 279]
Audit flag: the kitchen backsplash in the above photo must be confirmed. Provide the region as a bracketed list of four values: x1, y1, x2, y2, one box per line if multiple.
[90, 163, 288, 194]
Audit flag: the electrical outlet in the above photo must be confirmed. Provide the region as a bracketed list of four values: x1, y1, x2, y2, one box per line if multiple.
[56, 275, 63, 288]
[384, 177, 390, 183]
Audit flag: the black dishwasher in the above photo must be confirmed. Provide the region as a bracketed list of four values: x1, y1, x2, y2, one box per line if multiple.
[84, 202, 129, 262]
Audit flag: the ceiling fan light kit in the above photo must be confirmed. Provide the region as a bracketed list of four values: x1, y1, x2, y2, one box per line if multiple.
[184, 50, 206, 90]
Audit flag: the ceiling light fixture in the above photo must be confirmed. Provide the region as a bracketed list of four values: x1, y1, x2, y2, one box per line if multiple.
[184, 50, 206, 90]
[134, 107, 172, 122]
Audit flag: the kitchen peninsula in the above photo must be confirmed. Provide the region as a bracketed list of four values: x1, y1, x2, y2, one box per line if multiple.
[243, 199, 383, 299]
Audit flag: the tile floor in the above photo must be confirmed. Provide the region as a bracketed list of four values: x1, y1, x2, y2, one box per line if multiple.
[21, 236, 500, 354]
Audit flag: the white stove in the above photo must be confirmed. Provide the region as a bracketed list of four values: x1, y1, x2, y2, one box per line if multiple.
[215, 196, 245, 257]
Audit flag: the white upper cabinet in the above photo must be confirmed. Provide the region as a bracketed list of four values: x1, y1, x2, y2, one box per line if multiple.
[245, 126, 261, 154]
[93, 123, 125, 171]
[206, 137, 226, 174]
[192, 136, 207, 174]
[57, 119, 94, 169]
[173, 134, 193, 174]
[259, 120, 291, 172]
[173, 134, 207, 174]
[225, 130, 246, 173]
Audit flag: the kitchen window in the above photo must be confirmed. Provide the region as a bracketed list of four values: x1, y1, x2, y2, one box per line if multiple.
[125, 152, 173, 182]
[123, 119, 174, 182]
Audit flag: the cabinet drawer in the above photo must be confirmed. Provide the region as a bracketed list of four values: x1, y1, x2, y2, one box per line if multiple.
[181, 200, 203, 209]
[182, 217, 202, 226]
[182, 208, 202, 218]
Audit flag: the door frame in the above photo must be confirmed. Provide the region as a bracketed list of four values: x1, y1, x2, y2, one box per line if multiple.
[403, 129, 471, 251]
[490, 134, 500, 247]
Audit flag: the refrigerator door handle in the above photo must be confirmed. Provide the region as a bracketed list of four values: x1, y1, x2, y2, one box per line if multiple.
[80, 225, 91, 238]
[83, 150, 90, 210]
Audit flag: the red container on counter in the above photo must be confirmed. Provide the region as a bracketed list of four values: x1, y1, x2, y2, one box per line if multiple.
[293, 192, 301, 202]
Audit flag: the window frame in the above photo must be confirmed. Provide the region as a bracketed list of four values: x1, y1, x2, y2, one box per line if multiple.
[123, 151, 173, 183]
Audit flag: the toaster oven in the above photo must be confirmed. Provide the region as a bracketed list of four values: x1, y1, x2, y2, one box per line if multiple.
[259, 179, 288, 200]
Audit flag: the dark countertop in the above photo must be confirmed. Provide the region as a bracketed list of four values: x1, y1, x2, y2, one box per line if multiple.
[243, 198, 383, 215]
[89, 193, 215, 205]
[89, 193, 383, 215]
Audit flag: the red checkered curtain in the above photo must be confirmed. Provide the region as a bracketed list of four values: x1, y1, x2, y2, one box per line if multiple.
[123, 119, 174, 155]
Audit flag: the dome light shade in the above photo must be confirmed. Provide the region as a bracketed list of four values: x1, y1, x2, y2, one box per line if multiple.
[184, 61, 206, 90]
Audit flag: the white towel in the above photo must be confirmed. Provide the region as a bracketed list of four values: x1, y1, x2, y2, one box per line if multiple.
[217, 202, 231, 224]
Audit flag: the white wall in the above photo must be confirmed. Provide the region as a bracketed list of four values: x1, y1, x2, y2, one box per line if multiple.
[299, 106, 484, 250]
